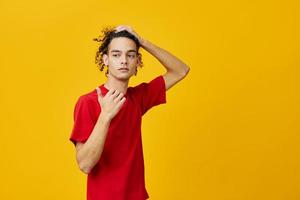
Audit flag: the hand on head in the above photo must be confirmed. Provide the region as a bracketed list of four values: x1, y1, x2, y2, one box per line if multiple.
[114, 25, 143, 44]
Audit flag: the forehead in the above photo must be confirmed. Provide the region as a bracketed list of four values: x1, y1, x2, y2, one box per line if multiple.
[108, 37, 137, 52]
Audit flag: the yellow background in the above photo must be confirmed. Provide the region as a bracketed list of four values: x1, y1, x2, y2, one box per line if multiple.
[0, 0, 299, 199]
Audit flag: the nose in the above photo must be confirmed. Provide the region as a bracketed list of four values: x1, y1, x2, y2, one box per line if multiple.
[120, 55, 127, 65]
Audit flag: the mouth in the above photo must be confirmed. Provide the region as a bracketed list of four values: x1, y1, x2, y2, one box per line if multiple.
[118, 68, 129, 72]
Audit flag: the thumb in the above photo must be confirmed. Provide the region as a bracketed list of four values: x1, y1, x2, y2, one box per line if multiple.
[96, 87, 103, 101]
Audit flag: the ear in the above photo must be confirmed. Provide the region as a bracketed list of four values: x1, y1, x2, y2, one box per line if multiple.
[136, 54, 141, 67]
[103, 54, 109, 66]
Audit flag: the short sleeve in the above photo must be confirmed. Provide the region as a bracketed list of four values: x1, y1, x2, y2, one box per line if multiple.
[69, 96, 97, 146]
[138, 75, 167, 115]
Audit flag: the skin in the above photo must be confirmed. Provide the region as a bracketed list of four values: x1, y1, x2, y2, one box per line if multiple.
[75, 25, 190, 174]
[102, 36, 142, 95]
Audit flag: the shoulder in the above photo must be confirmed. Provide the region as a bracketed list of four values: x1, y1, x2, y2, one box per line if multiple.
[75, 89, 98, 107]
[131, 75, 165, 92]
[127, 75, 165, 101]
[127, 82, 147, 98]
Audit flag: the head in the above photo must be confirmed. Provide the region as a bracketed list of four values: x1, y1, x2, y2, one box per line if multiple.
[93, 26, 143, 81]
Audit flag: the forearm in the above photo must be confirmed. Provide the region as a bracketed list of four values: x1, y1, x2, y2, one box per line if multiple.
[76, 113, 111, 174]
[140, 39, 190, 75]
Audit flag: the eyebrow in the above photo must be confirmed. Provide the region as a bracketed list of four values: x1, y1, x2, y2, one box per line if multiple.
[110, 49, 137, 53]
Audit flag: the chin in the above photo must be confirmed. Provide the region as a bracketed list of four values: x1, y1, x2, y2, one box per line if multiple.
[113, 73, 133, 81]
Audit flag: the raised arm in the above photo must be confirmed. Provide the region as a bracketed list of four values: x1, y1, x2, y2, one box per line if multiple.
[140, 39, 190, 90]
[115, 25, 190, 91]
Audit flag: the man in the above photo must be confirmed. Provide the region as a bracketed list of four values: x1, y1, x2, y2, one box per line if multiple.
[69, 25, 190, 200]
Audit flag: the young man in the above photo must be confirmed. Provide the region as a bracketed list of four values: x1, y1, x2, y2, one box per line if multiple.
[69, 25, 190, 200]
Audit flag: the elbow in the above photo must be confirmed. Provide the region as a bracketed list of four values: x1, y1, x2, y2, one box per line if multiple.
[76, 149, 101, 174]
[77, 157, 93, 174]
[76, 151, 93, 174]
[79, 162, 92, 174]
[184, 65, 190, 76]
[81, 168, 91, 174]
[179, 65, 190, 79]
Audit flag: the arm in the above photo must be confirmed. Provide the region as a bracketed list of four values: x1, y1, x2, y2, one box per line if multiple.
[140, 39, 190, 90]
[115, 25, 190, 91]
[75, 113, 111, 174]
[75, 89, 126, 174]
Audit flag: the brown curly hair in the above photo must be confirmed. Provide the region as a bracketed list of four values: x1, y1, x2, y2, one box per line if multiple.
[93, 26, 143, 76]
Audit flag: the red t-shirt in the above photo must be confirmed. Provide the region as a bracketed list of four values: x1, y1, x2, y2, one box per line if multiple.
[69, 75, 167, 200]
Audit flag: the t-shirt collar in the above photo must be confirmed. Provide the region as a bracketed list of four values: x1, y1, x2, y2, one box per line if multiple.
[97, 84, 128, 97]
[98, 84, 109, 96]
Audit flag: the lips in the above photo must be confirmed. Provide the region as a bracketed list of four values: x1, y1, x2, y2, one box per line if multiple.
[118, 68, 129, 71]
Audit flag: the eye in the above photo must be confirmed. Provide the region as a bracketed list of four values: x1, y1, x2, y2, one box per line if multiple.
[128, 54, 135, 58]
[113, 54, 120, 57]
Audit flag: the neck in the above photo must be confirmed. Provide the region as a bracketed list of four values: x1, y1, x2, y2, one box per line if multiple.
[104, 75, 129, 95]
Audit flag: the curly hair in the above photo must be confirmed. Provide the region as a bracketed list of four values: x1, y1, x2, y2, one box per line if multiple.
[93, 26, 143, 76]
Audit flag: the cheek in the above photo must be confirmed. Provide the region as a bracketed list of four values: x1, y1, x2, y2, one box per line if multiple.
[108, 58, 118, 65]
[131, 58, 138, 64]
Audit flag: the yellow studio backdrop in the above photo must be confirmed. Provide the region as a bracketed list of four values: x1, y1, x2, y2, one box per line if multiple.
[0, 0, 299, 199]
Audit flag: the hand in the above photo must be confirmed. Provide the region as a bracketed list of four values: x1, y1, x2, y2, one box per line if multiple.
[114, 25, 145, 46]
[96, 87, 126, 120]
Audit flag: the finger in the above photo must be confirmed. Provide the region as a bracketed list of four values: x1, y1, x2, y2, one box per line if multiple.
[116, 97, 126, 107]
[116, 28, 126, 33]
[96, 88, 103, 104]
[114, 92, 124, 102]
[125, 26, 132, 31]
[111, 90, 120, 99]
[106, 89, 115, 97]
[115, 26, 124, 32]
[96, 87, 102, 97]
[96, 88, 103, 101]
[116, 26, 129, 33]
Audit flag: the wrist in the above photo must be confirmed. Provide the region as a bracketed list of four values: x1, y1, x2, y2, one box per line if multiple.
[98, 112, 112, 124]
[140, 38, 148, 47]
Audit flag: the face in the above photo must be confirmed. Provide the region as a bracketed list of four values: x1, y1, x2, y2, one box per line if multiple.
[103, 37, 141, 81]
